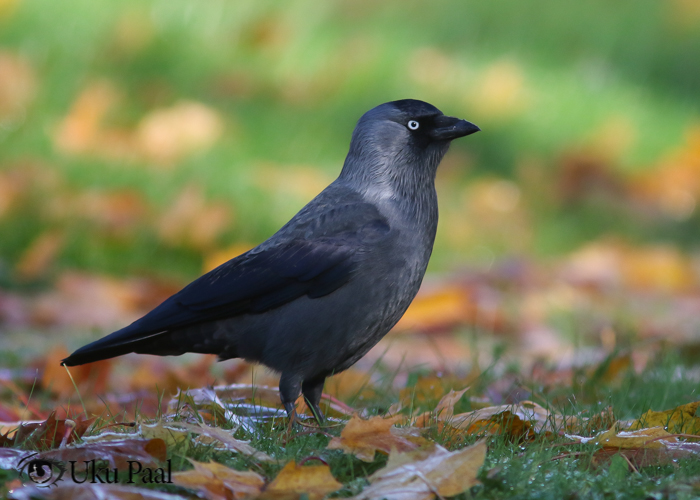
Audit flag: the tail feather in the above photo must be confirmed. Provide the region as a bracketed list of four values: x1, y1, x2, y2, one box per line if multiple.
[62, 329, 174, 366]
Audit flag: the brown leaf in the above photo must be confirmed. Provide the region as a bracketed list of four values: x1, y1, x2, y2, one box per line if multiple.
[448, 401, 572, 439]
[350, 440, 486, 500]
[327, 415, 430, 462]
[413, 387, 469, 427]
[260, 461, 342, 500]
[9, 411, 95, 449]
[40, 438, 166, 470]
[173, 460, 265, 500]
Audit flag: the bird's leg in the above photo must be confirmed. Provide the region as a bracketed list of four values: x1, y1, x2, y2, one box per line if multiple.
[279, 373, 302, 426]
[302, 376, 326, 426]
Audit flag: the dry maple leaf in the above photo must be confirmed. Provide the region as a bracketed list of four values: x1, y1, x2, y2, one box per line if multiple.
[260, 461, 342, 500]
[173, 459, 265, 500]
[350, 440, 486, 500]
[327, 415, 430, 462]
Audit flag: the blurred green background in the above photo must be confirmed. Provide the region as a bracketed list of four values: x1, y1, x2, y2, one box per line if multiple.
[1, 0, 700, 287]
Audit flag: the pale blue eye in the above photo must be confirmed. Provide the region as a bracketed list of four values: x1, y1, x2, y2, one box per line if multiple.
[407, 120, 419, 130]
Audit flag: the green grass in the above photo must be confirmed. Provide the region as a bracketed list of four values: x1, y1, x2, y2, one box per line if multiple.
[4, 347, 700, 498]
[0, 0, 699, 284]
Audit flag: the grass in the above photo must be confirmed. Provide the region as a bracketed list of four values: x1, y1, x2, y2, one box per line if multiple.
[3, 346, 699, 498]
[0, 0, 699, 283]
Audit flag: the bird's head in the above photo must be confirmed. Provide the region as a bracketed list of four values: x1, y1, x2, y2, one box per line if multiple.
[341, 100, 479, 196]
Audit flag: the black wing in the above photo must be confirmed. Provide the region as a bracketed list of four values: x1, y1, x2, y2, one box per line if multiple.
[62, 199, 390, 365]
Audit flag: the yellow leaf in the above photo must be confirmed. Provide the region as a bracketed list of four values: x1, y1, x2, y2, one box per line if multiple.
[260, 461, 342, 500]
[630, 401, 700, 436]
[395, 286, 474, 333]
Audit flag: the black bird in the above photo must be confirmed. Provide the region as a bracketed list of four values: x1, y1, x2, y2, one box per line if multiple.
[62, 100, 479, 421]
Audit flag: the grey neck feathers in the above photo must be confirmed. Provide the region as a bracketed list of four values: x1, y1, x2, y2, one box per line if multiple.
[337, 128, 448, 226]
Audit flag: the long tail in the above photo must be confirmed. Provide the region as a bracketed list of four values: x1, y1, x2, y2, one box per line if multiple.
[61, 328, 177, 366]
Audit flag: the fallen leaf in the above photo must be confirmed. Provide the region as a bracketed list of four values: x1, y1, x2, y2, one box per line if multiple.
[413, 387, 469, 427]
[165, 421, 272, 461]
[0, 448, 25, 469]
[448, 401, 572, 439]
[42, 346, 111, 398]
[8, 411, 95, 449]
[14, 230, 64, 281]
[565, 426, 700, 470]
[157, 185, 232, 251]
[0, 50, 36, 124]
[9, 483, 185, 500]
[394, 286, 476, 334]
[173, 459, 265, 500]
[39, 438, 166, 469]
[53, 80, 120, 155]
[630, 401, 700, 435]
[260, 461, 342, 500]
[327, 415, 430, 462]
[136, 100, 223, 165]
[140, 422, 191, 450]
[350, 440, 486, 500]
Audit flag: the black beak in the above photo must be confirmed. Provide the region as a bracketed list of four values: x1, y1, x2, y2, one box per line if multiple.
[430, 115, 480, 142]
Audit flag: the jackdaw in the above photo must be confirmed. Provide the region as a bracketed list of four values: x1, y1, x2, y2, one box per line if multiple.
[62, 99, 480, 422]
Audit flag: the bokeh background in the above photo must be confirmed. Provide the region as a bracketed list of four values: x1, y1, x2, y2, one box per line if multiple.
[2, 0, 700, 376]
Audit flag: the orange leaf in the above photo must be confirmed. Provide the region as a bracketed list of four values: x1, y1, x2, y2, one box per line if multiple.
[42, 346, 112, 398]
[173, 460, 265, 500]
[327, 415, 430, 462]
[260, 461, 342, 500]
